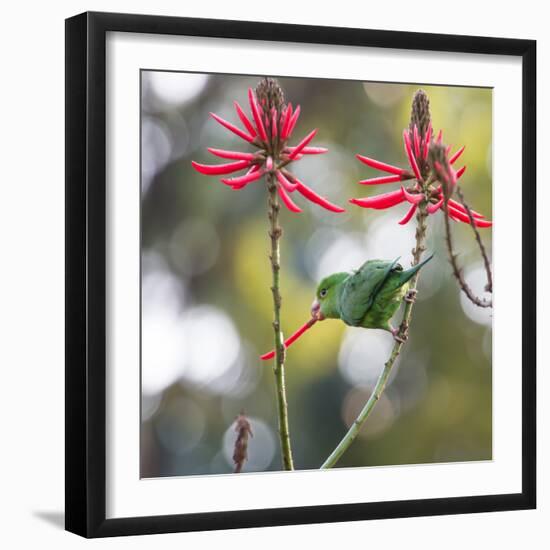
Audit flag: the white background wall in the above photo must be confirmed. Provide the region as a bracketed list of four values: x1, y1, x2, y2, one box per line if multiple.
[0, 1, 545, 548]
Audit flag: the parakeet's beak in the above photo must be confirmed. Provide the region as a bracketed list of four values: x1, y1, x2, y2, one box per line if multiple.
[311, 299, 325, 320]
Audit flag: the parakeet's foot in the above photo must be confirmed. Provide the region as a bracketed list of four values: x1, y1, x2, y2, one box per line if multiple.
[390, 326, 407, 344]
[404, 289, 418, 304]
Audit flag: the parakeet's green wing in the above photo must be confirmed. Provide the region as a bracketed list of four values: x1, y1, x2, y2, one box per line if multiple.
[338, 258, 402, 326]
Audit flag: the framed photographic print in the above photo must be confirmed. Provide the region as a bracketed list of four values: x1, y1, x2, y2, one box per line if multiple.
[65, 11, 536, 538]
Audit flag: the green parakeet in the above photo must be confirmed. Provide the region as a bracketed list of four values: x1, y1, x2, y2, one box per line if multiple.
[260, 254, 434, 361]
[310, 254, 434, 340]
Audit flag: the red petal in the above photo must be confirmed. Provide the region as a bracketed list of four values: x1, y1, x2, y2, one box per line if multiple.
[285, 146, 328, 155]
[398, 203, 417, 225]
[231, 164, 261, 188]
[359, 174, 404, 185]
[260, 318, 317, 360]
[356, 154, 407, 176]
[210, 112, 254, 143]
[436, 129, 443, 143]
[403, 130, 422, 180]
[402, 186, 423, 204]
[285, 105, 301, 139]
[473, 218, 493, 228]
[447, 205, 492, 227]
[447, 209, 460, 222]
[450, 145, 465, 165]
[248, 88, 268, 142]
[427, 198, 444, 214]
[276, 170, 297, 192]
[280, 103, 293, 139]
[207, 148, 256, 161]
[221, 169, 264, 188]
[278, 185, 302, 212]
[456, 165, 467, 179]
[192, 159, 251, 175]
[349, 188, 405, 209]
[294, 179, 346, 212]
[233, 101, 257, 138]
[448, 198, 484, 219]
[288, 129, 318, 159]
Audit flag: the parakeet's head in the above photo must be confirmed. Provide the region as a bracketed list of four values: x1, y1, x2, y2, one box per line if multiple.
[311, 272, 348, 320]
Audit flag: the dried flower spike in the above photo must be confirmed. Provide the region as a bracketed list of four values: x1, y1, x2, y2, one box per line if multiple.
[233, 413, 253, 474]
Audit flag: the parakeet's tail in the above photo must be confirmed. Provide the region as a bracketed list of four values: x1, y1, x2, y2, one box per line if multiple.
[397, 253, 434, 286]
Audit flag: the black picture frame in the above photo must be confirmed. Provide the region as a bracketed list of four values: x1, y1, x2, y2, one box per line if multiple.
[65, 11, 536, 538]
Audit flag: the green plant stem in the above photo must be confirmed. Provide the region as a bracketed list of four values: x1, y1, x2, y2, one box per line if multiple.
[320, 203, 428, 469]
[267, 174, 294, 471]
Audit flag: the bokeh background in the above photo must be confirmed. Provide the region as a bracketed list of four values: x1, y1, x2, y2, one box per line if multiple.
[140, 71, 492, 478]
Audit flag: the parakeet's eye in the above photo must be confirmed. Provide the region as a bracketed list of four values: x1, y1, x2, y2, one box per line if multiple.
[320, 288, 327, 298]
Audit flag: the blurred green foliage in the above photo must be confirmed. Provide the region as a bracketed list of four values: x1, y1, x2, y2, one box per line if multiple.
[140, 72, 492, 477]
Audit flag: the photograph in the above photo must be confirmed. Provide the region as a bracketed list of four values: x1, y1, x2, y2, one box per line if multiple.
[139, 71, 493, 478]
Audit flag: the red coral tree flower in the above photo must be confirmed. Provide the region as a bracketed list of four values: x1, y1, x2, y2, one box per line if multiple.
[349, 92, 491, 228]
[192, 78, 344, 214]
